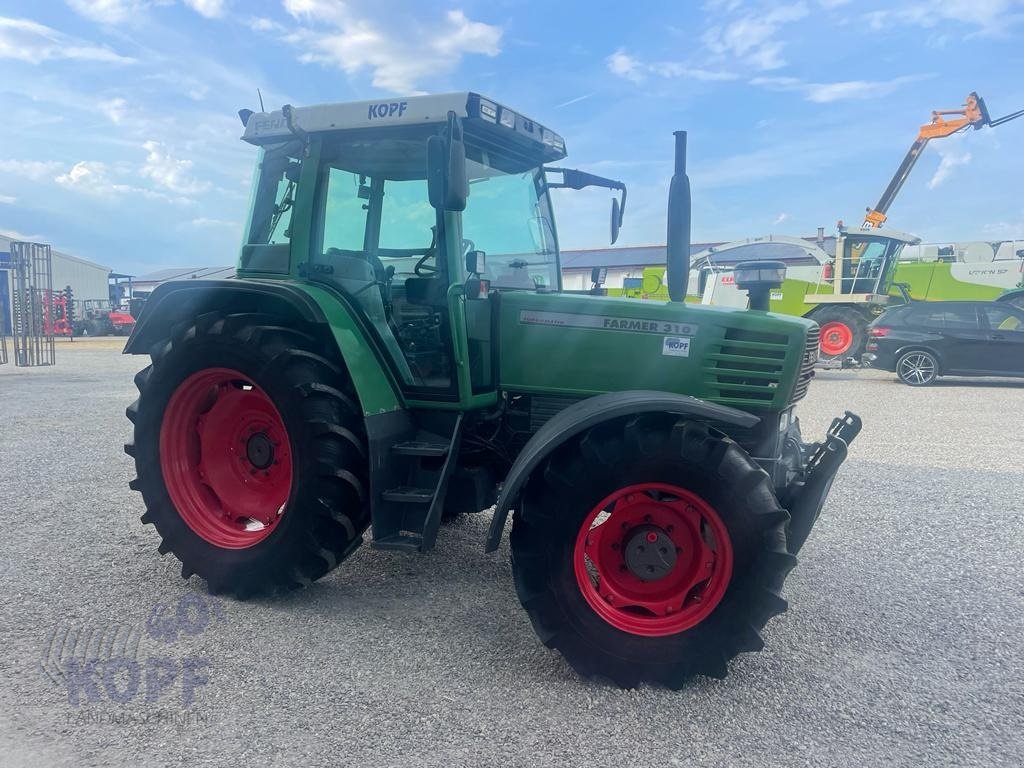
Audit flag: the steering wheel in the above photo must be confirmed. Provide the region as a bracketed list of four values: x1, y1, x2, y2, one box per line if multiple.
[414, 251, 438, 276]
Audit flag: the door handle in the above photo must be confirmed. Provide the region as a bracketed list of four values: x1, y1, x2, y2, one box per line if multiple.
[990, 333, 1005, 340]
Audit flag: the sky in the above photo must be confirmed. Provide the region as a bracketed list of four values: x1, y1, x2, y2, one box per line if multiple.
[0, 0, 1022, 275]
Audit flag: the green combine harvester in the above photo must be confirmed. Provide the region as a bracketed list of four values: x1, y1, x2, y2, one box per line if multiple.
[124, 93, 860, 688]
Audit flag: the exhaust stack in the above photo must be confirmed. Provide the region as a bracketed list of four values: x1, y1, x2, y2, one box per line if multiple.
[666, 131, 690, 303]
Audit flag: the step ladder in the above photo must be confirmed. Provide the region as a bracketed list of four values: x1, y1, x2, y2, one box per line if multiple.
[371, 414, 463, 553]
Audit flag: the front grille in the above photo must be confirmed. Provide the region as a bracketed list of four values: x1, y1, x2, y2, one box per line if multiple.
[790, 327, 819, 404]
[703, 327, 788, 405]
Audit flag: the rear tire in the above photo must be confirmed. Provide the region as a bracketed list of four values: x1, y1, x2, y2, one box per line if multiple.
[813, 306, 867, 360]
[896, 349, 938, 386]
[511, 416, 795, 688]
[125, 312, 370, 597]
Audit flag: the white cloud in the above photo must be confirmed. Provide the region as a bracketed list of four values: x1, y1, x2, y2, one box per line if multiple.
[65, 1, 151, 24]
[866, 1, 1024, 34]
[773, 212, 790, 225]
[276, 4, 502, 92]
[140, 141, 211, 195]
[0, 194, 16, 204]
[56, 159, 191, 203]
[702, 2, 809, 70]
[928, 149, 972, 189]
[190, 217, 237, 228]
[751, 74, 926, 102]
[67, 0, 229, 22]
[248, 16, 283, 32]
[0, 159, 66, 180]
[101, 97, 129, 124]
[606, 49, 738, 83]
[606, 50, 644, 82]
[182, 0, 227, 18]
[0, 16, 135, 64]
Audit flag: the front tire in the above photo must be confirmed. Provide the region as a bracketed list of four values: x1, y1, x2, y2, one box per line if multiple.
[125, 312, 370, 597]
[896, 349, 938, 386]
[814, 306, 867, 360]
[510, 416, 796, 688]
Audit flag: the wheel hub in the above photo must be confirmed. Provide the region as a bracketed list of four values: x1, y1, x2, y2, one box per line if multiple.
[623, 526, 677, 581]
[573, 483, 733, 637]
[159, 368, 293, 549]
[245, 432, 275, 470]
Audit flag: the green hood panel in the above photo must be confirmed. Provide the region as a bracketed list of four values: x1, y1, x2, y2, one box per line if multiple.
[497, 291, 816, 411]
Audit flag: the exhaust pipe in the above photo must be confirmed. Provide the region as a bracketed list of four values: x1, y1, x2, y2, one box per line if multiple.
[666, 131, 690, 303]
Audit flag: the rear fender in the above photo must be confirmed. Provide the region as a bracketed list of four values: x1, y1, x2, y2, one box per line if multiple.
[124, 279, 402, 416]
[484, 391, 759, 552]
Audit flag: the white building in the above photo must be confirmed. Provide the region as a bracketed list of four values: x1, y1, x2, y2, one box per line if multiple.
[1, 234, 112, 303]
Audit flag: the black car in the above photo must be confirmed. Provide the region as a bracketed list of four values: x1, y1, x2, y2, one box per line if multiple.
[864, 300, 1024, 385]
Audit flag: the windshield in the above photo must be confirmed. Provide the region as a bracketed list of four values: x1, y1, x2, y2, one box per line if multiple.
[313, 137, 558, 289]
[463, 161, 559, 290]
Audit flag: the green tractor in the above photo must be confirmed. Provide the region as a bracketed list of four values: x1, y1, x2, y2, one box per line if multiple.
[124, 93, 860, 688]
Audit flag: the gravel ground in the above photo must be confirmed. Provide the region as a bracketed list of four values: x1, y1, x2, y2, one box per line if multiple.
[1, 338, 1022, 767]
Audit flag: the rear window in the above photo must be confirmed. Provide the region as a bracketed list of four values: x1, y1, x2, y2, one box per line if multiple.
[904, 305, 979, 330]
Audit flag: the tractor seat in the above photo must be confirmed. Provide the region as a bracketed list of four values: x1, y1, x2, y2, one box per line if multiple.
[319, 251, 416, 383]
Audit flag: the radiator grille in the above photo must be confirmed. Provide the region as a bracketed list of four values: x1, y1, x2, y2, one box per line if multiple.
[790, 327, 819, 404]
[703, 327, 788, 405]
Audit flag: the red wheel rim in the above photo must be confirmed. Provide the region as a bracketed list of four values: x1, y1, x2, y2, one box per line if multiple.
[819, 321, 853, 356]
[573, 482, 733, 637]
[160, 368, 293, 549]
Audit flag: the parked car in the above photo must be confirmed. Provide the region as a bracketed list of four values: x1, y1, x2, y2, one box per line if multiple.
[864, 300, 1024, 385]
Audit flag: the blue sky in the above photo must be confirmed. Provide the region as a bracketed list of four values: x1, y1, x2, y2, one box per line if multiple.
[1, 0, 1022, 274]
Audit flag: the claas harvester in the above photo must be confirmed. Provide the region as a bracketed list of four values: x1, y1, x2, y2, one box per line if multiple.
[124, 93, 860, 688]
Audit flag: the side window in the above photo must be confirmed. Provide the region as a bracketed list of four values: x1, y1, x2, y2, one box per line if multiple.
[241, 142, 302, 273]
[322, 168, 369, 252]
[942, 305, 980, 330]
[907, 306, 980, 330]
[379, 179, 435, 251]
[982, 306, 1023, 331]
[907, 308, 946, 329]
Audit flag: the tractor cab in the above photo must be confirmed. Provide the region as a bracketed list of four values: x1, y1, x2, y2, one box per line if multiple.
[239, 93, 624, 402]
[830, 227, 918, 299]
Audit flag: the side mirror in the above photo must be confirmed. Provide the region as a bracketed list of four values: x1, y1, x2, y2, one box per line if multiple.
[465, 250, 486, 275]
[611, 198, 621, 244]
[590, 266, 607, 286]
[427, 112, 468, 211]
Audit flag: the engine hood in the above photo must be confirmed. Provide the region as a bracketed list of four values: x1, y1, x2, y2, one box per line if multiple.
[496, 290, 817, 411]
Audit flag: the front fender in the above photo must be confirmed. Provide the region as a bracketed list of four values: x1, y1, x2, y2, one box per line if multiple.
[484, 390, 759, 552]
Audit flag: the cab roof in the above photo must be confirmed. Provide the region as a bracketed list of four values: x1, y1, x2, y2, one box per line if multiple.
[240, 92, 567, 162]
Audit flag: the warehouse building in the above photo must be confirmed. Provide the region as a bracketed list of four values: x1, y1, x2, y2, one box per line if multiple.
[561, 233, 838, 290]
[1, 234, 113, 332]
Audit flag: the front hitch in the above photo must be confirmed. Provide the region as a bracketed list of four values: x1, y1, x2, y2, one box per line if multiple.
[784, 412, 862, 554]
